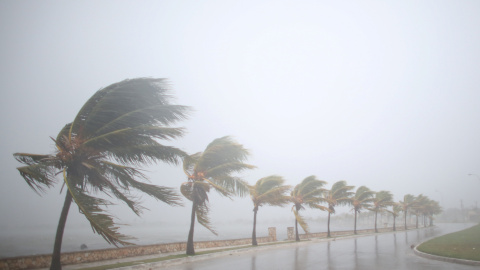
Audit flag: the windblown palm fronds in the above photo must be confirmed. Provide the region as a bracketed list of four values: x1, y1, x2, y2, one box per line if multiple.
[14, 78, 189, 270]
[250, 175, 291, 245]
[181, 136, 255, 255]
[290, 176, 328, 241]
[324, 180, 354, 237]
[351, 186, 374, 234]
[369, 190, 394, 232]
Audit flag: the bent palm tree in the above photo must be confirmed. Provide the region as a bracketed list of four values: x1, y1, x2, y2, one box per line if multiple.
[250, 175, 291, 245]
[181, 136, 254, 255]
[14, 78, 189, 270]
[290, 176, 328, 241]
[399, 194, 416, 230]
[324, 181, 354, 237]
[351, 186, 374, 234]
[386, 203, 402, 231]
[412, 194, 429, 228]
[370, 191, 393, 233]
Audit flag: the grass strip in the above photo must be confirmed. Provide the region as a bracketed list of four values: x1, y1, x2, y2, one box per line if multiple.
[417, 223, 480, 261]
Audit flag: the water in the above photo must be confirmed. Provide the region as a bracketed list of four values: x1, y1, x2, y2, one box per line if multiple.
[0, 219, 383, 258]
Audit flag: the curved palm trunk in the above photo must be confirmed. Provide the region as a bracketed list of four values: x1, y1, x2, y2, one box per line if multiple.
[252, 207, 258, 246]
[327, 211, 331, 238]
[374, 211, 378, 233]
[354, 210, 358, 234]
[50, 191, 73, 270]
[404, 210, 407, 230]
[186, 200, 196, 255]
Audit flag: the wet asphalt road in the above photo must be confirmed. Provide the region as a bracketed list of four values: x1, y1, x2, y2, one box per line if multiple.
[161, 223, 478, 270]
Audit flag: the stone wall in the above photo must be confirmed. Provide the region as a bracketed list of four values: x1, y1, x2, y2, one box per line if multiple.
[287, 225, 417, 241]
[0, 228, 276, 270]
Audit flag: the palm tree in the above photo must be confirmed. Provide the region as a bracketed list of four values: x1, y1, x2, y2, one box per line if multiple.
[425, 200, 442, 226]
[250, 175, 291, 245]
[399, 194, 416, 230]
[370, 191, 393, 233]
[290, 176, 328, 241]
[181, 136, 254, 255]
[412, 194, 429, 228]
[351, 186, 374, 234]
[386, 203, 402, 231]
[13, 78, 189, 270]
[324, 181, 354, 237]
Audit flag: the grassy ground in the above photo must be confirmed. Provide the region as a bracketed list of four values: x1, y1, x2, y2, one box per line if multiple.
[417, 223, 480, 261]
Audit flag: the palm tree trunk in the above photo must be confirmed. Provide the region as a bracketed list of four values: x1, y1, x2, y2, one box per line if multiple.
[295, 218, 300, 241]
[186, 200, 196, 255]
[393, 216, 396, 231]
[404, 210, 407, 230]
[252, 207, 258, 246]
[50, 191, 73, 270]
[374, 211, 378, 233]
[415, 214, 418, 229]
[354, 210, 357, 234]
[327, 211, 331, 238]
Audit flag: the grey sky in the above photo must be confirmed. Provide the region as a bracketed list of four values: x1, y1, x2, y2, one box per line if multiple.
[1, 0, 479, 246]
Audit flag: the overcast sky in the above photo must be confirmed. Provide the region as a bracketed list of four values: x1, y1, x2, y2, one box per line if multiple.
[1, 0, 480, 247]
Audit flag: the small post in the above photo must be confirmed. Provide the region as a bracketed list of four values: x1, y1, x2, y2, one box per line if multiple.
[287, 227, 295, 241]
[268, 227, 277, 242]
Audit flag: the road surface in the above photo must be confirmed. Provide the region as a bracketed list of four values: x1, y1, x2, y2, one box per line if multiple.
[159, 223, 477, 270]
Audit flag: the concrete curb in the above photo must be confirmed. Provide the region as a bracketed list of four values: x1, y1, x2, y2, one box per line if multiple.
[414, 245, 480, 266]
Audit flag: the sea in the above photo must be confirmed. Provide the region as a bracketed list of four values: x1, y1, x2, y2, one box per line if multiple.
[0, 220, 373, 258]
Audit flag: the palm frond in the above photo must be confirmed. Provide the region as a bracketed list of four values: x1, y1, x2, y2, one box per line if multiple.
[292, 207, 309, 233]
[70, 78, 189, 139]
[83, 126, 185, 150]
[195, 199, 217, 235]
[210, 175, 250, 197]
[204, 162, 255, 179]
[64, 171, 134, 247]
[195, 136, 250, 172]
[129, 180, 183, 206]
[107, 143, 186, 166]
[180, 182, 194, 201]
[14, 153, 60, 194]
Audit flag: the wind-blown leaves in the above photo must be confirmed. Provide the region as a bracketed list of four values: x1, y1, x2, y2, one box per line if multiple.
[13, 78, 190, 258]
[290, 176, 327, 240]
[182, 136, 254, 254]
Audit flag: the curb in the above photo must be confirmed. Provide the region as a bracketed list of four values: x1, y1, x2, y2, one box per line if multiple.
[413, 246, 480, 266]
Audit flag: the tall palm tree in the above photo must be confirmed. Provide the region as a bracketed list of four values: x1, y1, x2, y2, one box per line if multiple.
[181, 136, 254, 255]
[324, 180, 354, 237]
[399, 194, 416, 230]
[290, 176, 328, 241]
[351, 186, 374, 234]
[250, 175, 291, 245]
[370, 191, 393, 233]
[425, 200, 442, 226]
[413, 194, 434, 227]
[13, 78, 189, 270]
[386, 203, 402, 231]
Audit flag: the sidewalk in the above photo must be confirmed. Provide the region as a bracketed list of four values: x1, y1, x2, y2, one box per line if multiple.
[36, 229, 406, 270]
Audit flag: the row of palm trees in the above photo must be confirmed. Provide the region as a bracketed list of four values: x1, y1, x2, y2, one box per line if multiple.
[249, 176, 442, 245]
[12, 78, 441, 269]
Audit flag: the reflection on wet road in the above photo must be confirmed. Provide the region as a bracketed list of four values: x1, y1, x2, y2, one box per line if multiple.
[164, 223, 477, 270]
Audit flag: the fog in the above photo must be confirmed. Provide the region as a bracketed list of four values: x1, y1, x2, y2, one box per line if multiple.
[1, 0, 479, 255]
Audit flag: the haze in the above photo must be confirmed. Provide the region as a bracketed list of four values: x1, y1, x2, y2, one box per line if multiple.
[1, 0, 479, 253]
